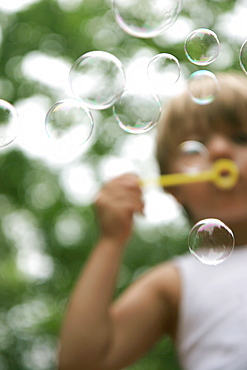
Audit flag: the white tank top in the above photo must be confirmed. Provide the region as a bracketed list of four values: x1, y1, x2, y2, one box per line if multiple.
[174, 246, 247, 370]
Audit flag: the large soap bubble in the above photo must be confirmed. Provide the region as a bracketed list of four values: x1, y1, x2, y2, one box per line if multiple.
[69, 51, 126, 110]
[113, 89, 161, 134]
[45, 98, 94, 145]
[112, 0, 181, 38]
[147, 53, 181, 90]
[188, 218, 234, 265]
[184, 28, 220, 66]
[176, 140, 209, 172]
[188, 70, 220, 105]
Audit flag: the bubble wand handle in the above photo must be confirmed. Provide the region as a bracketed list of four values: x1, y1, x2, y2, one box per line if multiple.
[141, 159, 239, 190]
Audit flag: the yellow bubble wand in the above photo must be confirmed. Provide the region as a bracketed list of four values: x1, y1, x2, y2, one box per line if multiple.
[141, 159, 239, 190]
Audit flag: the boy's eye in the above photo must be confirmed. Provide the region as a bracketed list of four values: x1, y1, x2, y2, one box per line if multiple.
[231, 132, 247, 145]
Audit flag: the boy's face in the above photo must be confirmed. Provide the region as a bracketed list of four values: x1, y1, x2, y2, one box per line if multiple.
[169, 125, 247, 229]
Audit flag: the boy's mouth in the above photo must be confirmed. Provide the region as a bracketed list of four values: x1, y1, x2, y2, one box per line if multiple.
[219, 169, 231, 178]
[212, 159, 239, 190]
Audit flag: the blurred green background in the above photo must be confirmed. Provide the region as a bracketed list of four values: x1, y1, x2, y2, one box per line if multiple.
[0, 0, 245, 368]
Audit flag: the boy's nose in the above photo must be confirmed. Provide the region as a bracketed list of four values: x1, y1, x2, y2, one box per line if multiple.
[207, 134, 234, 161]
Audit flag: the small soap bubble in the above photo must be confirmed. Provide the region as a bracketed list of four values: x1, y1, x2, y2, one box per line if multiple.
[112, 0, 181, 38]
[69, 51, 126, 110]
[0, 99, 18, 148]
[45, 99, 94, 145]
[113, 89, 161, 134]
[184, 28, 220, 66]
[147, 53, 181, 90]
[188, 218, 234, 265]
[188, 70, 219, 105]
[176, 140, 209, 172]
[239, 39, 247, 75]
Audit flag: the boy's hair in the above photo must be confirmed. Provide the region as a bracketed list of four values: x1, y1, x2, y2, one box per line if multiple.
[156, 72, 247, 175]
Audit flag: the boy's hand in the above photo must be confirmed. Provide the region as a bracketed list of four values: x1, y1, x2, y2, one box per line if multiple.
[95, 174, 144, 244]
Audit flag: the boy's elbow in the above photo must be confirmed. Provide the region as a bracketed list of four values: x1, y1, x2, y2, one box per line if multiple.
[57, 335, 115, 370]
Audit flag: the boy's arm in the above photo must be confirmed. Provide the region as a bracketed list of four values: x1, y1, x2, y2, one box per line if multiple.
[58, 174, 180, 370]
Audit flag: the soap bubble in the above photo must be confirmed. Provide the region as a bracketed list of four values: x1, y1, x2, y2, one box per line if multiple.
[184, 28, 220, 66]
[113, 89, 161, 134]
[45, 99, 94, 145]
[0, 99, 18, 148]
[147, 53, 180, 90]
[188, 218, 234, 265]
[112, 0, 181, 38]
[188, 70, 219, 105]
[239, 39, 247, 75]
[176, 140, 209, 172]
[69, 51, 126, 110]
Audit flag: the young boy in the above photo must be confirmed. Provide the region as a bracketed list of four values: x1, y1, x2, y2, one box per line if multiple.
[58, 72, 247, 370]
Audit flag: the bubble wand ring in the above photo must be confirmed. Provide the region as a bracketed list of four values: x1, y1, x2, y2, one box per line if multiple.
[141, 159, 239, 190]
